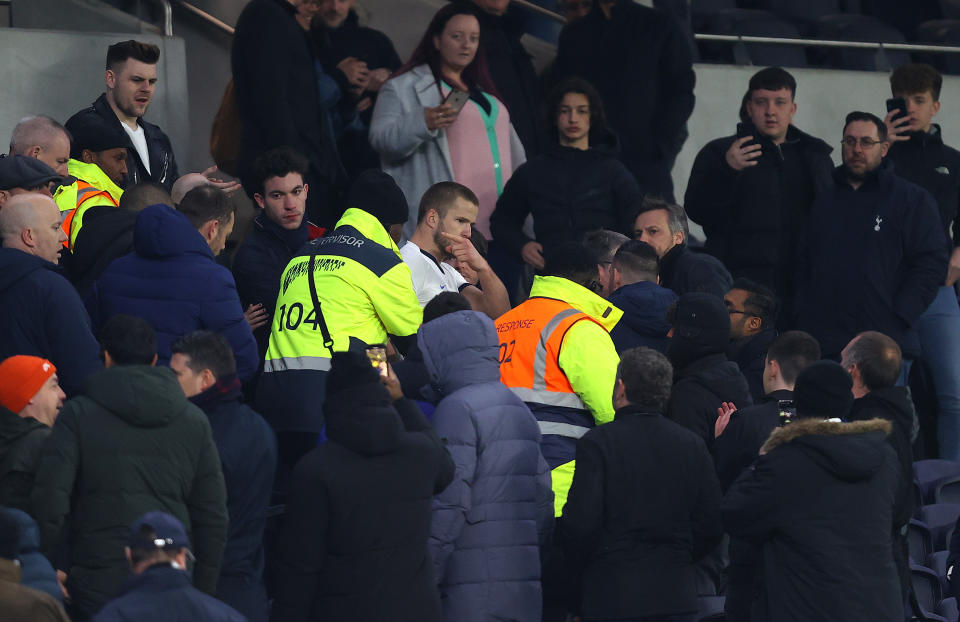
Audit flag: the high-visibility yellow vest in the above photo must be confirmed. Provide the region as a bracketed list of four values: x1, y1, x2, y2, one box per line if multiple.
[54, 159, 123, 249]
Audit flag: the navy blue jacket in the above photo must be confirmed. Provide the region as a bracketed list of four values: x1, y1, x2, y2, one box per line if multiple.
[608, 281, 677, 354]
[0, 248, 101, 396]
[419, 311, 553, 622]
[191, 377, 276, 622]
[796, 161, 947, 358]
[3, 508, 62, 603]
[726, 328, 777, 404]
[87, 204, 258, 380]
[92, 564, 245, 622]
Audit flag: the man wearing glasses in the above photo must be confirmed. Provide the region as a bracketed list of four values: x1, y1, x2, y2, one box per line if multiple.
[795, 111, 946, 365]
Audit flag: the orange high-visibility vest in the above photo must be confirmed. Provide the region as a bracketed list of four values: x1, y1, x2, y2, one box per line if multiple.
[61, 181, 119, 248]
[496, 297, 601, 415]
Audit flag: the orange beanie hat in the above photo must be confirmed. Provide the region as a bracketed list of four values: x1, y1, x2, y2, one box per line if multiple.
[0, 356, 57, 413]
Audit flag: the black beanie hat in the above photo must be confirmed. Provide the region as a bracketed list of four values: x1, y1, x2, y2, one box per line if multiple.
[347, 170, 409, 229]
[65, 109, 128, 159]
[325, 350, 382, 399]
[669, 292, 730, 348]
[794, 360, 854, 419]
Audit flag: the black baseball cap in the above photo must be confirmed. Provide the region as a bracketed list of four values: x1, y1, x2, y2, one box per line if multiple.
[0, 155, 62, 191]
[128, 511, 191, 551]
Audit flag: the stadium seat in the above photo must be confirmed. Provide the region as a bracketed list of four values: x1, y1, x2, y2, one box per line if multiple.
[940, 596, 960, 622]
[692, 0, 739, 32]
[767, 0, 844, 34]
[917, 460, 960, 504]
[921, 504, 960, 551]
[814, 14, 911, 70]
[696, 595, 726, 621]
[699, 9, 807, 66]
[913, 519, 936, 563]
[946, 0, 960, 20]
[939, 477, 960, 505]
[914, 563, 951, 621]
[930, 550, 952, 593]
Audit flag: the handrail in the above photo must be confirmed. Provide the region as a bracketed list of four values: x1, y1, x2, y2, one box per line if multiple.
[508, 1, 960, 55]
[157, 0, 172, 36]
[695, 33, 960, 54]
[175, 0, 234, 35]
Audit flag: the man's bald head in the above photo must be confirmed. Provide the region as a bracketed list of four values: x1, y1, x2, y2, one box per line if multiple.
[9, 116, 72, 177]
[171, 173, 208, 205]
[119, 182, 172, 213]
[0, 193, 67, 263]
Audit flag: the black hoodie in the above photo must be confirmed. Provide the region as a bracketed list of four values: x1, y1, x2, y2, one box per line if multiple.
[722, 417, 904, 622]
[491, 128, 642, 260]
[0, 248, 101, 397]
[270, 381, 454, 622]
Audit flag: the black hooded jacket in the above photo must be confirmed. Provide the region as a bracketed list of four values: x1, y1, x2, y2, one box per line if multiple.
[659, 244, 733, 300]
[490, 130, 641, 260]
[726, 329, 778, 404]
[722, 417, 904, 622]
[69, 206, 138, 298]
[270, 381, 455, 622]
[0, 248, 102, 397]
[666, 352, 753, 451]
[0, 407, 49, 513]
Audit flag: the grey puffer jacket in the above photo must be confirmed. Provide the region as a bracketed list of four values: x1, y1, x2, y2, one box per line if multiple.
[419, 311, 553, 622]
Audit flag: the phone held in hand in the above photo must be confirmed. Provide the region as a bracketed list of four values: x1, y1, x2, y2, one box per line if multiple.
[886, 97, 909, 125]
[443, 89, 470, 113]
[778, 400, 796, 427]
[365, 344, 388, 377]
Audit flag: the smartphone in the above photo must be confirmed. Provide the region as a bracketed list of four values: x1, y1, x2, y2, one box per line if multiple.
[443, 89, 470, 113]
[365, 344, 388, 377]
[886, 97, 909, 125]
[778, 399, 796, 427]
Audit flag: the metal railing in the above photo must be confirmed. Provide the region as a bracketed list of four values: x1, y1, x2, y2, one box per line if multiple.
[156, 0, 172, 36]
[176, 0, 234, 35]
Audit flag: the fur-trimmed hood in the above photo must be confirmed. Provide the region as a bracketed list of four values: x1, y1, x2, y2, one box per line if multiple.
[761, 418, 892, 482]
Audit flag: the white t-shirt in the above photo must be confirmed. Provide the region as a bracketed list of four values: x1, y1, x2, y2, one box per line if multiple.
[400, 241, 469, 307]
[122, 122, 151, 175]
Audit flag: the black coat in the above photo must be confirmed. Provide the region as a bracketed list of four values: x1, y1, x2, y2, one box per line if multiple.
[685, 123, 834, 301]
[269, 384, 455, 622]
[0, 248, 102, 397]
[232, 0, 345, 227]
[69, 206, 138, 298]
[0, 407, 49, 513]
[848, 387, 916, 597]
[31, 366, 228, 620]
[887, 125, 960, 251]
[554, 0, 694, 198]
[232, 213, 314, 362]
[190, 378, 277, 622]
[659, 243, 733, 300]
[490, 131, 641, 260]
[722, 417, 904, 622]
[608, 281, 677, 355]
[450, 0, 545, 156]
[796, 161, 947, 358]
[713, 390, 790, 622]
[666, 352, 753, 451]
[558, 406, 722, 619]
[726, 329, 777, 404]
[72, 93, 179, 191]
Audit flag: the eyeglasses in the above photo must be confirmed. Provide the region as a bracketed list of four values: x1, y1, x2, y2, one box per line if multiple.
[841, 137, 884, 149]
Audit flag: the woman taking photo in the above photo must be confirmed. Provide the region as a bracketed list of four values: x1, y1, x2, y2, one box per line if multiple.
[491, 77, 641, 270]
[369, 4, 525, 241]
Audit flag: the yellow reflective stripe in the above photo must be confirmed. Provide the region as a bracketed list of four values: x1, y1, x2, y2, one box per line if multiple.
[263, 355, 332, 373]
[537, 421, 590, 439]
[552, 460, 576, 518]
[509, 386, 587, 410]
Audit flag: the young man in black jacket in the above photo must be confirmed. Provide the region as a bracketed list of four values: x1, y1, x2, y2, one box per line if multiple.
[685, 68, 833, 322]
[885, 63, 960, 461]
[560, 347, 722, 622]
[795, 111, 947, 362]
[724, 278, 779, 403]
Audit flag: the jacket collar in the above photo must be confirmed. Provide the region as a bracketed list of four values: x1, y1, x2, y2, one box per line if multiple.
[0, 558, 21, 584]
[333, 207, 402, 258]
[116, 563, 191, 597]
[67, 159, 124, 203]
[737, 122, 833, 156]
[253, 211, 310, 253]
[189, 374, 243, 415]
[529, 275, 623, 331]
[614, 404, 662, 420]
[761, 416, 891, 454]
[832, 157, 894, 191]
